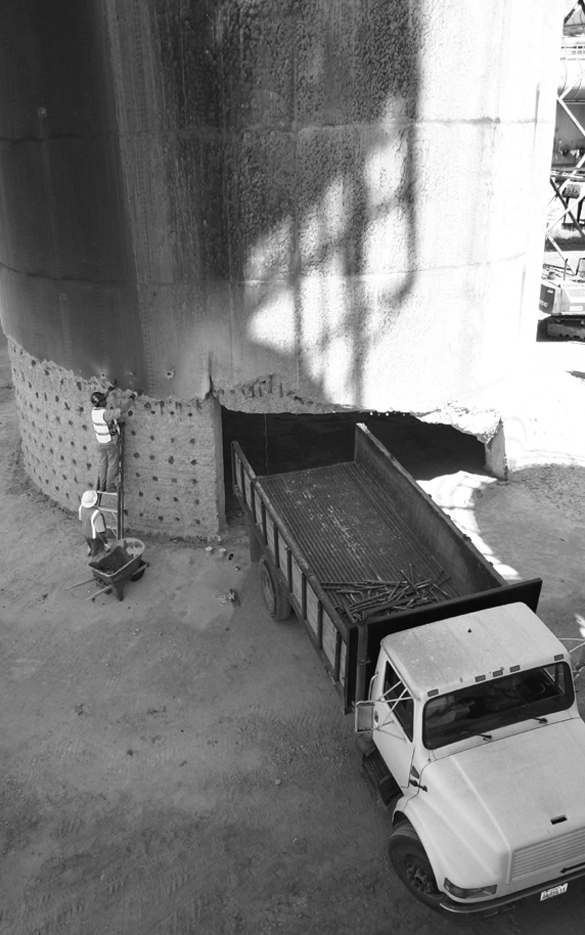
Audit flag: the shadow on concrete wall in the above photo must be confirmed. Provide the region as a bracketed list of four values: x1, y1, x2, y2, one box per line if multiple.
[157, 0, 421, 408]
[0, 0, 419, 410]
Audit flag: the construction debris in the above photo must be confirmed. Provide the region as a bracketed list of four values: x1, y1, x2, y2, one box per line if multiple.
[321, 566, 451, 623]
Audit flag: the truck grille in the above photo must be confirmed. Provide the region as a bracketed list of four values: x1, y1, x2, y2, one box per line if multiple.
[511, 828, 585, 880]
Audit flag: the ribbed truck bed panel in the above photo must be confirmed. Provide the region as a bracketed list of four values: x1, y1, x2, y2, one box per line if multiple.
[257, 462, 459, 600]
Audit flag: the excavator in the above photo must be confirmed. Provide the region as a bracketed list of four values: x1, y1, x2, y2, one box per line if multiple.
[539, 258, 585, 340]
[538, 257, 585, 341]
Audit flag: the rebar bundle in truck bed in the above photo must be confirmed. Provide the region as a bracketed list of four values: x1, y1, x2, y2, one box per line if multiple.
[321, 566, 451, 623]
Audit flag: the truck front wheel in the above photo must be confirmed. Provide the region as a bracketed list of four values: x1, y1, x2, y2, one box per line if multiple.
[259, 557, 291, 620]
[389, 823, 444, 910]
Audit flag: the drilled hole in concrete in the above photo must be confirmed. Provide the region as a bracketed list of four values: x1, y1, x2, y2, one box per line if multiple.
[153, 476, 158, 481]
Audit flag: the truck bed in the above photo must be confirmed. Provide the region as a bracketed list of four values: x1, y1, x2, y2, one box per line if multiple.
[233, 424, 542, 712]
[257, 462, 460, 601]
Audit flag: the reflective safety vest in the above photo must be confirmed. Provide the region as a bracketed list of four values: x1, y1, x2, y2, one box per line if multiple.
[79, 505, 106, 540]
[91, 406, 116, 444]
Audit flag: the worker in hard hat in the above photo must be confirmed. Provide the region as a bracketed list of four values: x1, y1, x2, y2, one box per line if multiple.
[78, 490, 109, 557]
[90, 385, 134, 492]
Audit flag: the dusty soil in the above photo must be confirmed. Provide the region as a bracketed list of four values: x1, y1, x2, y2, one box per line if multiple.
[2, 328, 585, 935]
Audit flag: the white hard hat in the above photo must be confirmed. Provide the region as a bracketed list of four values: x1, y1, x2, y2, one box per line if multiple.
[81, 490, 98, 508]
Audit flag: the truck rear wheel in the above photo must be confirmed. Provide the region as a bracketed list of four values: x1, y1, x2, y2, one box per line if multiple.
[259, 557, 291, 620]
[388, 822, 444, 910]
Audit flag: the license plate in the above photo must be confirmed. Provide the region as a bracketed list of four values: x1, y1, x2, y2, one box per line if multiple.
[540, 883, 568, 901]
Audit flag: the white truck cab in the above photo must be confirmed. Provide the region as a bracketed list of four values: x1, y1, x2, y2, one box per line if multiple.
[357, 602, 585, 913]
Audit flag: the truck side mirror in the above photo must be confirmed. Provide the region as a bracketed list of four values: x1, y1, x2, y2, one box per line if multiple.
[355, 701, 375, 733]
[559, 637, 585, 676]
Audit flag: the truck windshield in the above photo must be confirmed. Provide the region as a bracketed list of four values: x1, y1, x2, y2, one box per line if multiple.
[423, 663, 574, 750]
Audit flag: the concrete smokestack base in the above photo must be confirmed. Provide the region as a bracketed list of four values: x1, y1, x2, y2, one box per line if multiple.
[8, 339, 224, 540]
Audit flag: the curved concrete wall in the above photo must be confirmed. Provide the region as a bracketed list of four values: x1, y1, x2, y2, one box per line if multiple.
[0, 0, 564, 533]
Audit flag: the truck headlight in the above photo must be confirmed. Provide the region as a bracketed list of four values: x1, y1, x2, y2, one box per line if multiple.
[444, 879, 497, 899]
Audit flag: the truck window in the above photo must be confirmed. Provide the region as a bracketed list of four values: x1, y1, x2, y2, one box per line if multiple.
[423, 663, 574, 750]
[383, 662, 414, 741]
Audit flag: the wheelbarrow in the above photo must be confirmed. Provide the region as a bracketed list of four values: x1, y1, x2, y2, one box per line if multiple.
[87, 537, 148, 601]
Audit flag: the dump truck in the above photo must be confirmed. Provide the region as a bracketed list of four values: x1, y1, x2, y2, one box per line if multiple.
[232, 424, 585, 914]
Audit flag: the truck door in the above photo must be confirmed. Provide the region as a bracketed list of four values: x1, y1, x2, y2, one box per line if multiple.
[372, 661, 415, 790]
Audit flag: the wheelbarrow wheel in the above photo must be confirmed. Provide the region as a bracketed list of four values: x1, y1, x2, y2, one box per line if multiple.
[130, 560, 147, 582]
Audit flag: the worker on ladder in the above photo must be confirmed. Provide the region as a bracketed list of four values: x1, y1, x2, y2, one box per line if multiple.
[90, 385, 134, 493]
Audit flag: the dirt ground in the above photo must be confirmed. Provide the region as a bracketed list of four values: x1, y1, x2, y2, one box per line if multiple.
[2, 328, 585, 935]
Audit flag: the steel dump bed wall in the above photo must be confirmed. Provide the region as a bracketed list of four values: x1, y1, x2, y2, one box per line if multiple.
[353, 428, 505, 595]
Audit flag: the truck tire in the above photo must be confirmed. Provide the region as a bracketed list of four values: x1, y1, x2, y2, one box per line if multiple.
[388, 822, 444, 910]
[259, 557, 291, 620]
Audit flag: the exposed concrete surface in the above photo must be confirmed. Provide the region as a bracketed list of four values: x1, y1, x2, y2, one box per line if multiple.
[8, 338, 223, 539]
[0, 1, 563, 414]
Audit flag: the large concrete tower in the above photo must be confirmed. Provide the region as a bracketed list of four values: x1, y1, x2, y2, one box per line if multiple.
[0, 1, 563, 537]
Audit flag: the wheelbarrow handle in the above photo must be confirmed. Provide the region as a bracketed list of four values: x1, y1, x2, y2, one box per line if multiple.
[64, 577, 96, 590]
[85, 585, 112, 601]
